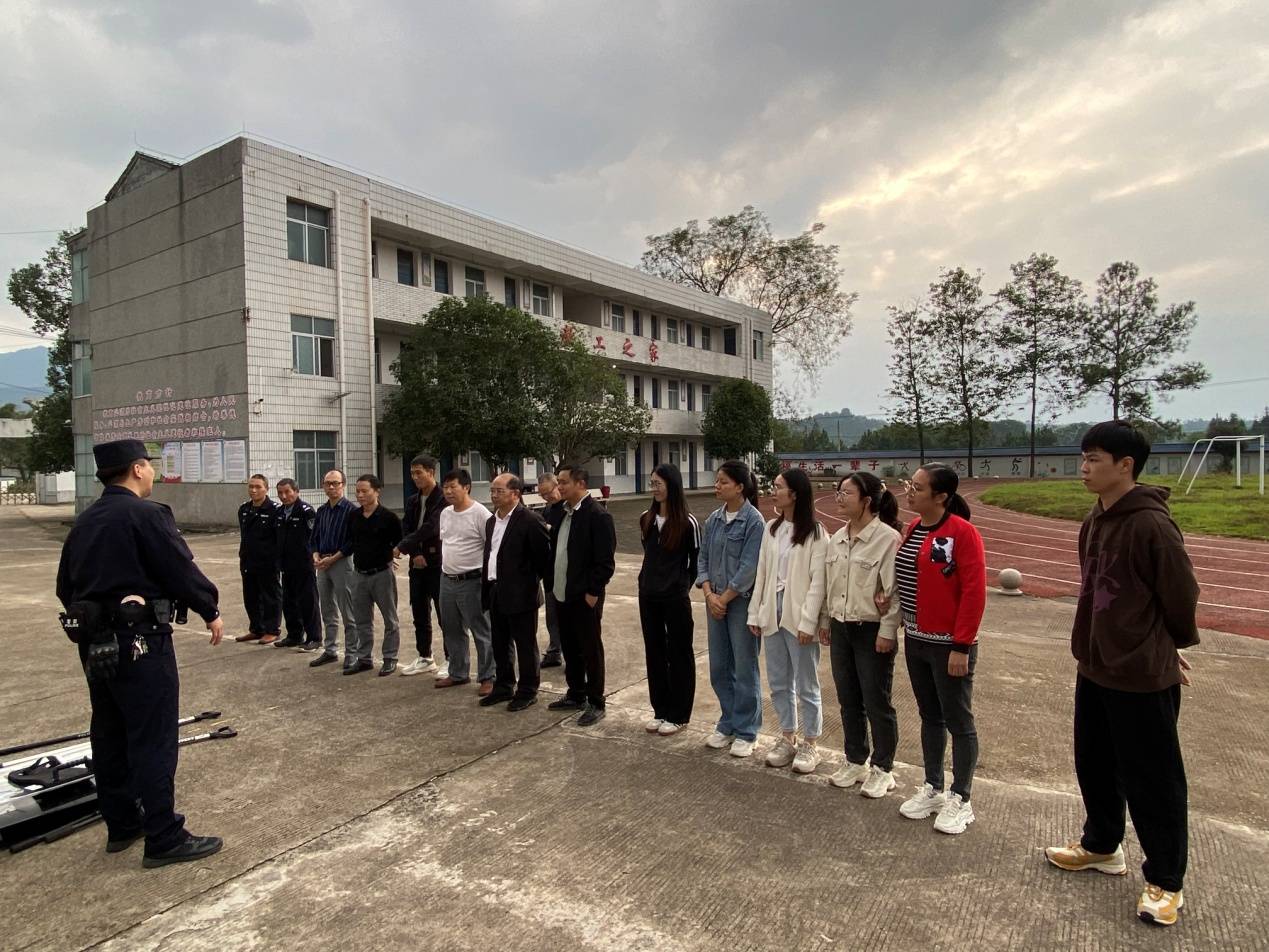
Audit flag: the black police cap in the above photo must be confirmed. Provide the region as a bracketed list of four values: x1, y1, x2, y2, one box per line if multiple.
[93, 439, 160, 470]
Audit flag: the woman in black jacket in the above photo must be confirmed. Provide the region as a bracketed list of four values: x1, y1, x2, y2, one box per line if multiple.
[639, 463, 701, 735]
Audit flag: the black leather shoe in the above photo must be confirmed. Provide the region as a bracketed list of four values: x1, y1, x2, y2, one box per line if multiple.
[309, 652, 338, 668]
[577, 704, 606, 727]
[540, 653, 563, 668]
[142, 834, 223, 868]
[507, 696, 537, 712]
[479, 692, 513, 707]
[273, 637, 304, 648]
[106, 828, 144, 853]
[343, 659, 373, 675]
[547, 696, 585, 711]
[298, 641, 321, 652]
[378, 659, 398, 676]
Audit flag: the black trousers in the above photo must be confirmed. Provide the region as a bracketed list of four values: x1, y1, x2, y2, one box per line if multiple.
[557, 594, 606, 707]
[82, 632, 185, 852]
[904, 636, 978, 799]
[490, 587, 540, 699]
[1075, 674, 1188, 891]
[241, 568, 281, 634]
[281, 563, 321, 642]
[638, 590, 695, 724]
[409, 568, 442, 658]
[830, 620, 898, 771]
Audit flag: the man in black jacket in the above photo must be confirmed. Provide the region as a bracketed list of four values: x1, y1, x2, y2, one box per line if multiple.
[537, 472, 564, 668]
[395, 455, 445, 676]
[273, 478, 321, 649]
[235, 473, 282, 644]
[547, 465, 616, 726]
[481, 473, 552, 710]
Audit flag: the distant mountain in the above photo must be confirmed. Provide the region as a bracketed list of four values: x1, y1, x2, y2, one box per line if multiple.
[790, 408, 887, 446]
[0, 347, 51, 408]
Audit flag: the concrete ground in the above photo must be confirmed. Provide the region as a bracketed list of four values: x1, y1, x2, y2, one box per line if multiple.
[1, 501, 1267, 952]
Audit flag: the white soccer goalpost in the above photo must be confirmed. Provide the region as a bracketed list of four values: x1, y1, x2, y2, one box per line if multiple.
[1177, 434, 1265, 496]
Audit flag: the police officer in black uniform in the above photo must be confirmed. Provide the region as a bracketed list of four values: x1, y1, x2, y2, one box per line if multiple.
[55, 439, 224, 867]
[273, 477, 321, 649]
[235, 473, 282, 644]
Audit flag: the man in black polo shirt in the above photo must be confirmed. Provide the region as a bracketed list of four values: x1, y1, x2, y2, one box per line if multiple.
[345, 473, 402, 676]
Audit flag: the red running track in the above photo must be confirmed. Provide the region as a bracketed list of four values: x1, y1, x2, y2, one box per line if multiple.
[761, 479, 1269, 640]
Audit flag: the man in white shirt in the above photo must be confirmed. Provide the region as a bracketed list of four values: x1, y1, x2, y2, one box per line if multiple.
[433, 469, 495, 693]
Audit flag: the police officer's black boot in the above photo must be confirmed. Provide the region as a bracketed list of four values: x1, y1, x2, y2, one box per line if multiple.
[142, 833, 224, 868]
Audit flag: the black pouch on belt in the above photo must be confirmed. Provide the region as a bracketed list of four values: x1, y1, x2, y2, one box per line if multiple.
[58, 600, 105, 645]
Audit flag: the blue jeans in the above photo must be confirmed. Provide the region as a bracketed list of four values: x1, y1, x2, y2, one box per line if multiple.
[765, 627, 823, 737]
[707, 595, 761, 742]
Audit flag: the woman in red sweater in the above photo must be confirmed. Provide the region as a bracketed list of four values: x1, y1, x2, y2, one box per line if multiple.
[893, 464, 986, 835]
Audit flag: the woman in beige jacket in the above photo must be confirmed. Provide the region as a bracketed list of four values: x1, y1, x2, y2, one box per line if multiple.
[747, 468, 828, 774]
[817, 471, 903, 799]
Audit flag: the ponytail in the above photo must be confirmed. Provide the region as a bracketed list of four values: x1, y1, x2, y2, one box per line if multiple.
[842, 471, 903, 532]
[877, 489, 902, 532]
[918, 463, 972, 521]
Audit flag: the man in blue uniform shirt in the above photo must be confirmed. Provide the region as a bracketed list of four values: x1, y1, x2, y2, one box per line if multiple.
[273, 477, 321, 649]
[235, 474, 282, 644]
[55, 439, 225, 867]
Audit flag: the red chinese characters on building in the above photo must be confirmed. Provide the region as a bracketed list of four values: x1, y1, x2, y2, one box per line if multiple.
[649, 342, 659, 363]
[560, 324, 577, 345]
[869, 459, 879, 471]
[592, 335, 606, 352]
[622, 338, 635, 357]
[850, 459, 861, 471]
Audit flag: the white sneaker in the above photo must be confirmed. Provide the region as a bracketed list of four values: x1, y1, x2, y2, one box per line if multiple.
[829, 761, 870, 788]
[860, 766, 897, 799]
[705, 731, 734, 749]
[765, 738, 796, 768]
[657, 722, 683, 736]
[791, 744, 820, 774]
[400, 656, 436, 676]
[933, 792, 975, 834]
[729, 738, 755, 758]
[644, 718, 664, 734]
[899, 783, 948, 819]
[436, 662, 450, 680]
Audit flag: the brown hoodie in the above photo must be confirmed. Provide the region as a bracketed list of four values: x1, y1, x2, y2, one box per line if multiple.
[1072, 484, 1200, 692]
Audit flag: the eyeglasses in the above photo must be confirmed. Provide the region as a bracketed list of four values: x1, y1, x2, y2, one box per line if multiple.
[323, 480, 344, 487]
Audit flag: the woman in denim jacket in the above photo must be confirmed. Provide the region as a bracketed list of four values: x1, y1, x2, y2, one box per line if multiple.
[695, 459, 766, 758]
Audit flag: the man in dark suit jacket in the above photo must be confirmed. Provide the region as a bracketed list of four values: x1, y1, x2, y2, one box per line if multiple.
[482, 473, 553, 710]
[547, 464, 617, 726]
[394, 454, 446, 675]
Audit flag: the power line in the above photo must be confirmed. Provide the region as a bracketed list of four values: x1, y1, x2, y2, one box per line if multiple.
[0, 230, 65, 237]
[0, 380, 49, 393]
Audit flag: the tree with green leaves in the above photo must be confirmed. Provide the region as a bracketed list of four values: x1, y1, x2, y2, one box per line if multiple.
[700, 378, 774, 461]
[7, 229, 74, 472]
[381, 297, 649, 473]
[1075, 261, 1208, 422]
[884, 303, 936, 466]
[640, 205, 856, 379]
[996, 252, 1085, 476]
[926, 267, 1010, 473]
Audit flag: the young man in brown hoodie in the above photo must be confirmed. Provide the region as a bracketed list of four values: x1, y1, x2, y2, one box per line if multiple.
[1045, 421, 1199, 927]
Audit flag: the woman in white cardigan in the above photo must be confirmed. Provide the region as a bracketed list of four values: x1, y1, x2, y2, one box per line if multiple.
[748, 468, 828, 774]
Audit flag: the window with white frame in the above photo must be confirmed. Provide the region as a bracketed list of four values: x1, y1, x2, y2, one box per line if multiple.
[397, 248, 415, 286]
[532, 282, 552, 317]
[505, 277, 518, 308]
[700, 326, 711, 351]
[651, 378, 660, 409]
[701, 383, 712, 411]
[686, 382, 695, 411]
[435, 258, 451, 294]
[685, 322, 694, 347]
[666, 379, 680, 410]
[465, 266, 486, 299]
[613, 450, 629, 477]
[371, 241, 378, 279]
[632, 309, 643, 336]
[294, 431, 337, 490]
[291, 315, 336, 377]
[668, 441, 681, 468]
[71, 340, 91, 397]
[462, 450, 492, 482]
[610, 303, 626, 333]
[286, 200, 330, 267]
[71, 250, 89, 305]
[666, 318, 679, 344]
[752, 329, 765, 361]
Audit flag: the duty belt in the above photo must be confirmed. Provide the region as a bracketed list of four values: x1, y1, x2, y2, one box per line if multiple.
[444, 569, 481, 582]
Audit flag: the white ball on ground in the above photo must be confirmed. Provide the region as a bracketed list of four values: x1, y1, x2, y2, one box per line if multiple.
[998, 568, 1023, 595]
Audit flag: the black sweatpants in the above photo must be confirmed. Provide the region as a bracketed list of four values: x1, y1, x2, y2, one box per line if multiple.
[1075, 674, 1188, 891]
[241, 568, 281, 635]
[82, 632, 186, 852]
[638, 590, 695, 725]
[904, 636, 978, 799]
[557, 594, 606, 707]
[830, 620, 898, 771]
[281, 564, 321, 642]
[490, 590, 541, 699]
[409, 567, 442, 658]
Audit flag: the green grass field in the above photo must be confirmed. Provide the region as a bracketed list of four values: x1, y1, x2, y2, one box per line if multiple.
[979, 475, 1269, 540]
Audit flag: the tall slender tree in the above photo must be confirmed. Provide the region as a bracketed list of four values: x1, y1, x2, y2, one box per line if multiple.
[1075, 261, 1208, 421]
[926, 267, 1010, 474]
[996, 253, 1084, 476]
[884, 303, 935, 466]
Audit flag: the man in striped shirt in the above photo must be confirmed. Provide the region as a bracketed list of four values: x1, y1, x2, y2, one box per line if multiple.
[307, 469, 357, 667]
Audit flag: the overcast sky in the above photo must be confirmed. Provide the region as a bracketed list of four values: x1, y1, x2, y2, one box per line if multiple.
[2, 0, 1265, 423]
